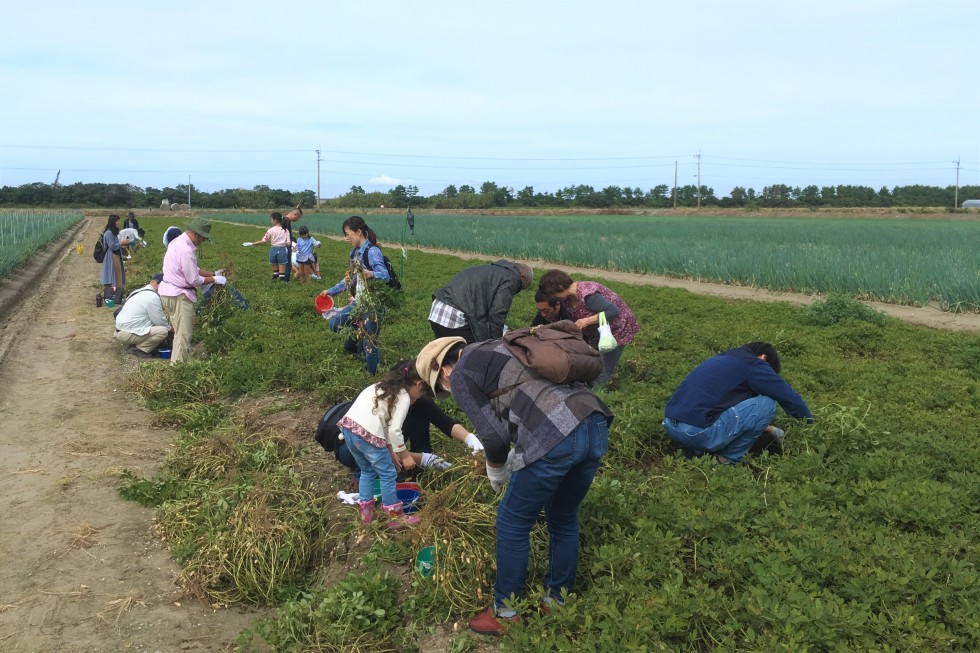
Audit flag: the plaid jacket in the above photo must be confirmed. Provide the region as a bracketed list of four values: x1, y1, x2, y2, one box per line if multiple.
[449, 340, 613, 470]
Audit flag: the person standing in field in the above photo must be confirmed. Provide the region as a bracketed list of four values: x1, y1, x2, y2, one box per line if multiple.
[338, 360, 424, 529]
[319, 216, 392, 374]
[243, 212, 290, 281]
[99, 214, 129, 306]
[662, 342, 814, 464]
[157, 218, 226, 363]
[537, 269, 639, 390]
[280, 206, 302, 282]
[406, 207, 415, 235]
[428, 260, 533, 344]
[416, 336, 613, 636]
[292, 226, 320, 286]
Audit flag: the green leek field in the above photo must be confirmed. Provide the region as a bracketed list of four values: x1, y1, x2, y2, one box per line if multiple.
[0, 209, 82, 277]
[210, 211, 980, 312]
[119, 216, 979, 652]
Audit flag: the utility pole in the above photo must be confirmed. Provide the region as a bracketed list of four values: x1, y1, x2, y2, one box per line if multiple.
[695, 151, 702, 209]
[673, 160, 678, 209]
[188, 175, 191, 210]
[316, 148, 322, 210]
[954, 158, 960, 208]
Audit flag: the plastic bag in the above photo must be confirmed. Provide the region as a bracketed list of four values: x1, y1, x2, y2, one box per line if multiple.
[597, 312, 617, 352]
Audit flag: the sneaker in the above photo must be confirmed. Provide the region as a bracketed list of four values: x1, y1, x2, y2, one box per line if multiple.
[468, 607, 519, 636]
[126, 345, 154, 359]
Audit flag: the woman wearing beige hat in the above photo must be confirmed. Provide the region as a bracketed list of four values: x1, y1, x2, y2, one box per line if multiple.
[416, 336, 613, 636]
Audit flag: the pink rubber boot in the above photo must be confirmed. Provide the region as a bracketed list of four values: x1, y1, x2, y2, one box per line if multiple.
[358, 499, 376, 524]
[383, 502, 420, 530]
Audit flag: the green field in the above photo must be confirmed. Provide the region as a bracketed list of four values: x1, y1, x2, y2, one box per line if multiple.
[0, 209, 82, 277]
[116, 217, 980, 652]
[206, 212, 980, 312]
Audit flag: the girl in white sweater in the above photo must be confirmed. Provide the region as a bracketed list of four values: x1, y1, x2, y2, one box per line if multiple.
[338, 361, 427, 528]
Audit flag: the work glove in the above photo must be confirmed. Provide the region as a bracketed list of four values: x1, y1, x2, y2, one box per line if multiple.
[242, 241, 253, 247]
[213, 275, 227, 286]
[486, 449, 515, 492]
[464, 432, 485, 454]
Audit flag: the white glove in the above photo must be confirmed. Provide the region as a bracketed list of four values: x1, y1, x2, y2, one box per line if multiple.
[464, 433, 485, 454]
[242, 241, 253, 247]
[213, 275, 227, 286]
[486, 449, 515, 492]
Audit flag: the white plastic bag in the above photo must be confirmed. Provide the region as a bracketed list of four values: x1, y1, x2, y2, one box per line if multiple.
[597, 312, 617, 352]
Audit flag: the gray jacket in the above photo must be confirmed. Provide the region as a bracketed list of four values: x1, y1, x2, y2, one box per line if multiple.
[432, 259, 524, 342]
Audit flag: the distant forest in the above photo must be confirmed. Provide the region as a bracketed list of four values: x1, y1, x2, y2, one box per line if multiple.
[1, 179, 978, 210]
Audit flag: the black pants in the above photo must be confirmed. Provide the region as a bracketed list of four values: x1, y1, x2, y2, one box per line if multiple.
[429, 320, 476, 344]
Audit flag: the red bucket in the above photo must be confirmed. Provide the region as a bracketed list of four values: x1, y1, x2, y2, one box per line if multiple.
[314, 294, 334, 314]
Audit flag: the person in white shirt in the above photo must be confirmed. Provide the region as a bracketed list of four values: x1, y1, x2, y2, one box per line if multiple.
[114, 273, 170, 358]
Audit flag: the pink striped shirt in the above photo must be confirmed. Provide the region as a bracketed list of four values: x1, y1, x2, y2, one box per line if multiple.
[158, 232, 205, 302]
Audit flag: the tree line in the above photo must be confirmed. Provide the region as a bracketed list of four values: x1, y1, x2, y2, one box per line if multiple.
[1, 179, 977, 210]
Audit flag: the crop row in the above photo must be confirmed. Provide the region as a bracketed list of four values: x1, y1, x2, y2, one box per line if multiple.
[0, 210, 83, 278]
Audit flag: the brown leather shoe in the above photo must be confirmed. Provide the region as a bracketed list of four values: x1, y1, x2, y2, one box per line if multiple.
[468, 607, 519, 636]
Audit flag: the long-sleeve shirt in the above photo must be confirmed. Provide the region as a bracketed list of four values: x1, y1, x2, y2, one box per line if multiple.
[337, 383, 411, 453]
[325, 241, 390, 296]
[449, 340, 613, 470]
[158, 232, 204, 302]
[115, 285, 169, 335]
[665, 345, 814, 428]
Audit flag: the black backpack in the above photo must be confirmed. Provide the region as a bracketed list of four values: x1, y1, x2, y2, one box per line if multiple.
[93, 233, 107, 263]
[361, 246, 401, 290]
[313, 400, 354, 454]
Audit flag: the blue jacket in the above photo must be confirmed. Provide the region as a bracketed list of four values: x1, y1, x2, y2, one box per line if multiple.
[664, 346, 813, 428]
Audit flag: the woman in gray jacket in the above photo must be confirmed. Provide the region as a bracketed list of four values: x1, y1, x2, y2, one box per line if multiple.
[99, 214, 129, 305]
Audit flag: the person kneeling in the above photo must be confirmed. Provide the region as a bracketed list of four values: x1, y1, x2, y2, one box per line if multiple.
[662, 342, 814, 464]
[114, 273, 170, 359]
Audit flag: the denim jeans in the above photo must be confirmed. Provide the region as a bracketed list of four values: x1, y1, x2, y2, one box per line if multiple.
[494, 412, 609, 610]
[342, 427, 399, 507]
[662, 396, 776, 462]
[329, 302, 381, 374]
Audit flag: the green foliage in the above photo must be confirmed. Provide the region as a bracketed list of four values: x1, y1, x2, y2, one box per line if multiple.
[241, 564, 401, 653]
[806, 293, 889, 326]
[121, 217, 980, 651]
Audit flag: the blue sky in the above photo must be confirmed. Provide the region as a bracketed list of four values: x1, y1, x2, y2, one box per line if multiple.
[1, 0, 978, 197]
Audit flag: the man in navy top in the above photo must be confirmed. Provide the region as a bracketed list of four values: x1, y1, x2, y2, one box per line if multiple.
[663, 342, 814, 463]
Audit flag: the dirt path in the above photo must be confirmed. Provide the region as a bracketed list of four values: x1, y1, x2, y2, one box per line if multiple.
[0, 219, 256, 652]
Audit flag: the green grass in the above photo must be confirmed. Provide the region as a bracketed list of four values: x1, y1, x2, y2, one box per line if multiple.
[206, 211, 980, 312]
[121, 216, 980, 651]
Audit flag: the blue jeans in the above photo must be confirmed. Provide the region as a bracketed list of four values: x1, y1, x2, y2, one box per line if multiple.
[328, 302, 381, 374]
[494, 412, 609, 610]
[662, 396, 776, 462]
[269, 246, 288, 265]
[342, 427, 399, 507]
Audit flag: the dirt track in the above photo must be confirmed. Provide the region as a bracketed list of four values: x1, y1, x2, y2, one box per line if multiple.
[0, 217, 976, 652]
[0, 219, 256, 652]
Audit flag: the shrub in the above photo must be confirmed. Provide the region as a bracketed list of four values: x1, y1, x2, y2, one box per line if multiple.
[805, 294, 888, 326]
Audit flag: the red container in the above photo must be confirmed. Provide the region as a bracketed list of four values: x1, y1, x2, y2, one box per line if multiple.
[314, 294, 334, 314]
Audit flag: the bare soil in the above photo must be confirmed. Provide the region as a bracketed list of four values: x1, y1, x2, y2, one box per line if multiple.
[0, 215, 976, 653]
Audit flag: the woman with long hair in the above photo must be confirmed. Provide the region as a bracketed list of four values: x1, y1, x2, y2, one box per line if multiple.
[99, 214, 129, 305]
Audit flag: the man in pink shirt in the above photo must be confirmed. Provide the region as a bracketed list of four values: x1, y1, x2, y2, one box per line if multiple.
[158, 218, 226, 363]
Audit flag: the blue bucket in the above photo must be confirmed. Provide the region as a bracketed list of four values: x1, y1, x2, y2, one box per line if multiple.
[398, 488, 421, 514]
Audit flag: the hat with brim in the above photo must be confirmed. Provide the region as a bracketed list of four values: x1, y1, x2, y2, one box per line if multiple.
[416, 337, 466, 399]
[187, 217, 212, 240]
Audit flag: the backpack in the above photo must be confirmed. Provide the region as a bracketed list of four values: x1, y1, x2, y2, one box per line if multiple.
[502, 320, 601, 385]
[361, 246, 401, 290]
[313, 400, 354, 454]
[93, 233, 107, 263]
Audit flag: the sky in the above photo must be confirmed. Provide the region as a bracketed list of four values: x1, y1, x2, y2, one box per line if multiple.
[1, 0, 978, 198]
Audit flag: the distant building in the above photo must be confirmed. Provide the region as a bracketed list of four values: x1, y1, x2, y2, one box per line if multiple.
[962, 199, 980, 208]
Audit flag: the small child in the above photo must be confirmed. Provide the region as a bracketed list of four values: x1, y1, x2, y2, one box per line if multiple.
[292, 226, 320, 286]
[244, 212, 290, 281]
[337, 361, 427, 529]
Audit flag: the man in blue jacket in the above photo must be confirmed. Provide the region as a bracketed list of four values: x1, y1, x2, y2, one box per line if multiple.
[662, 342, 814, 463]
